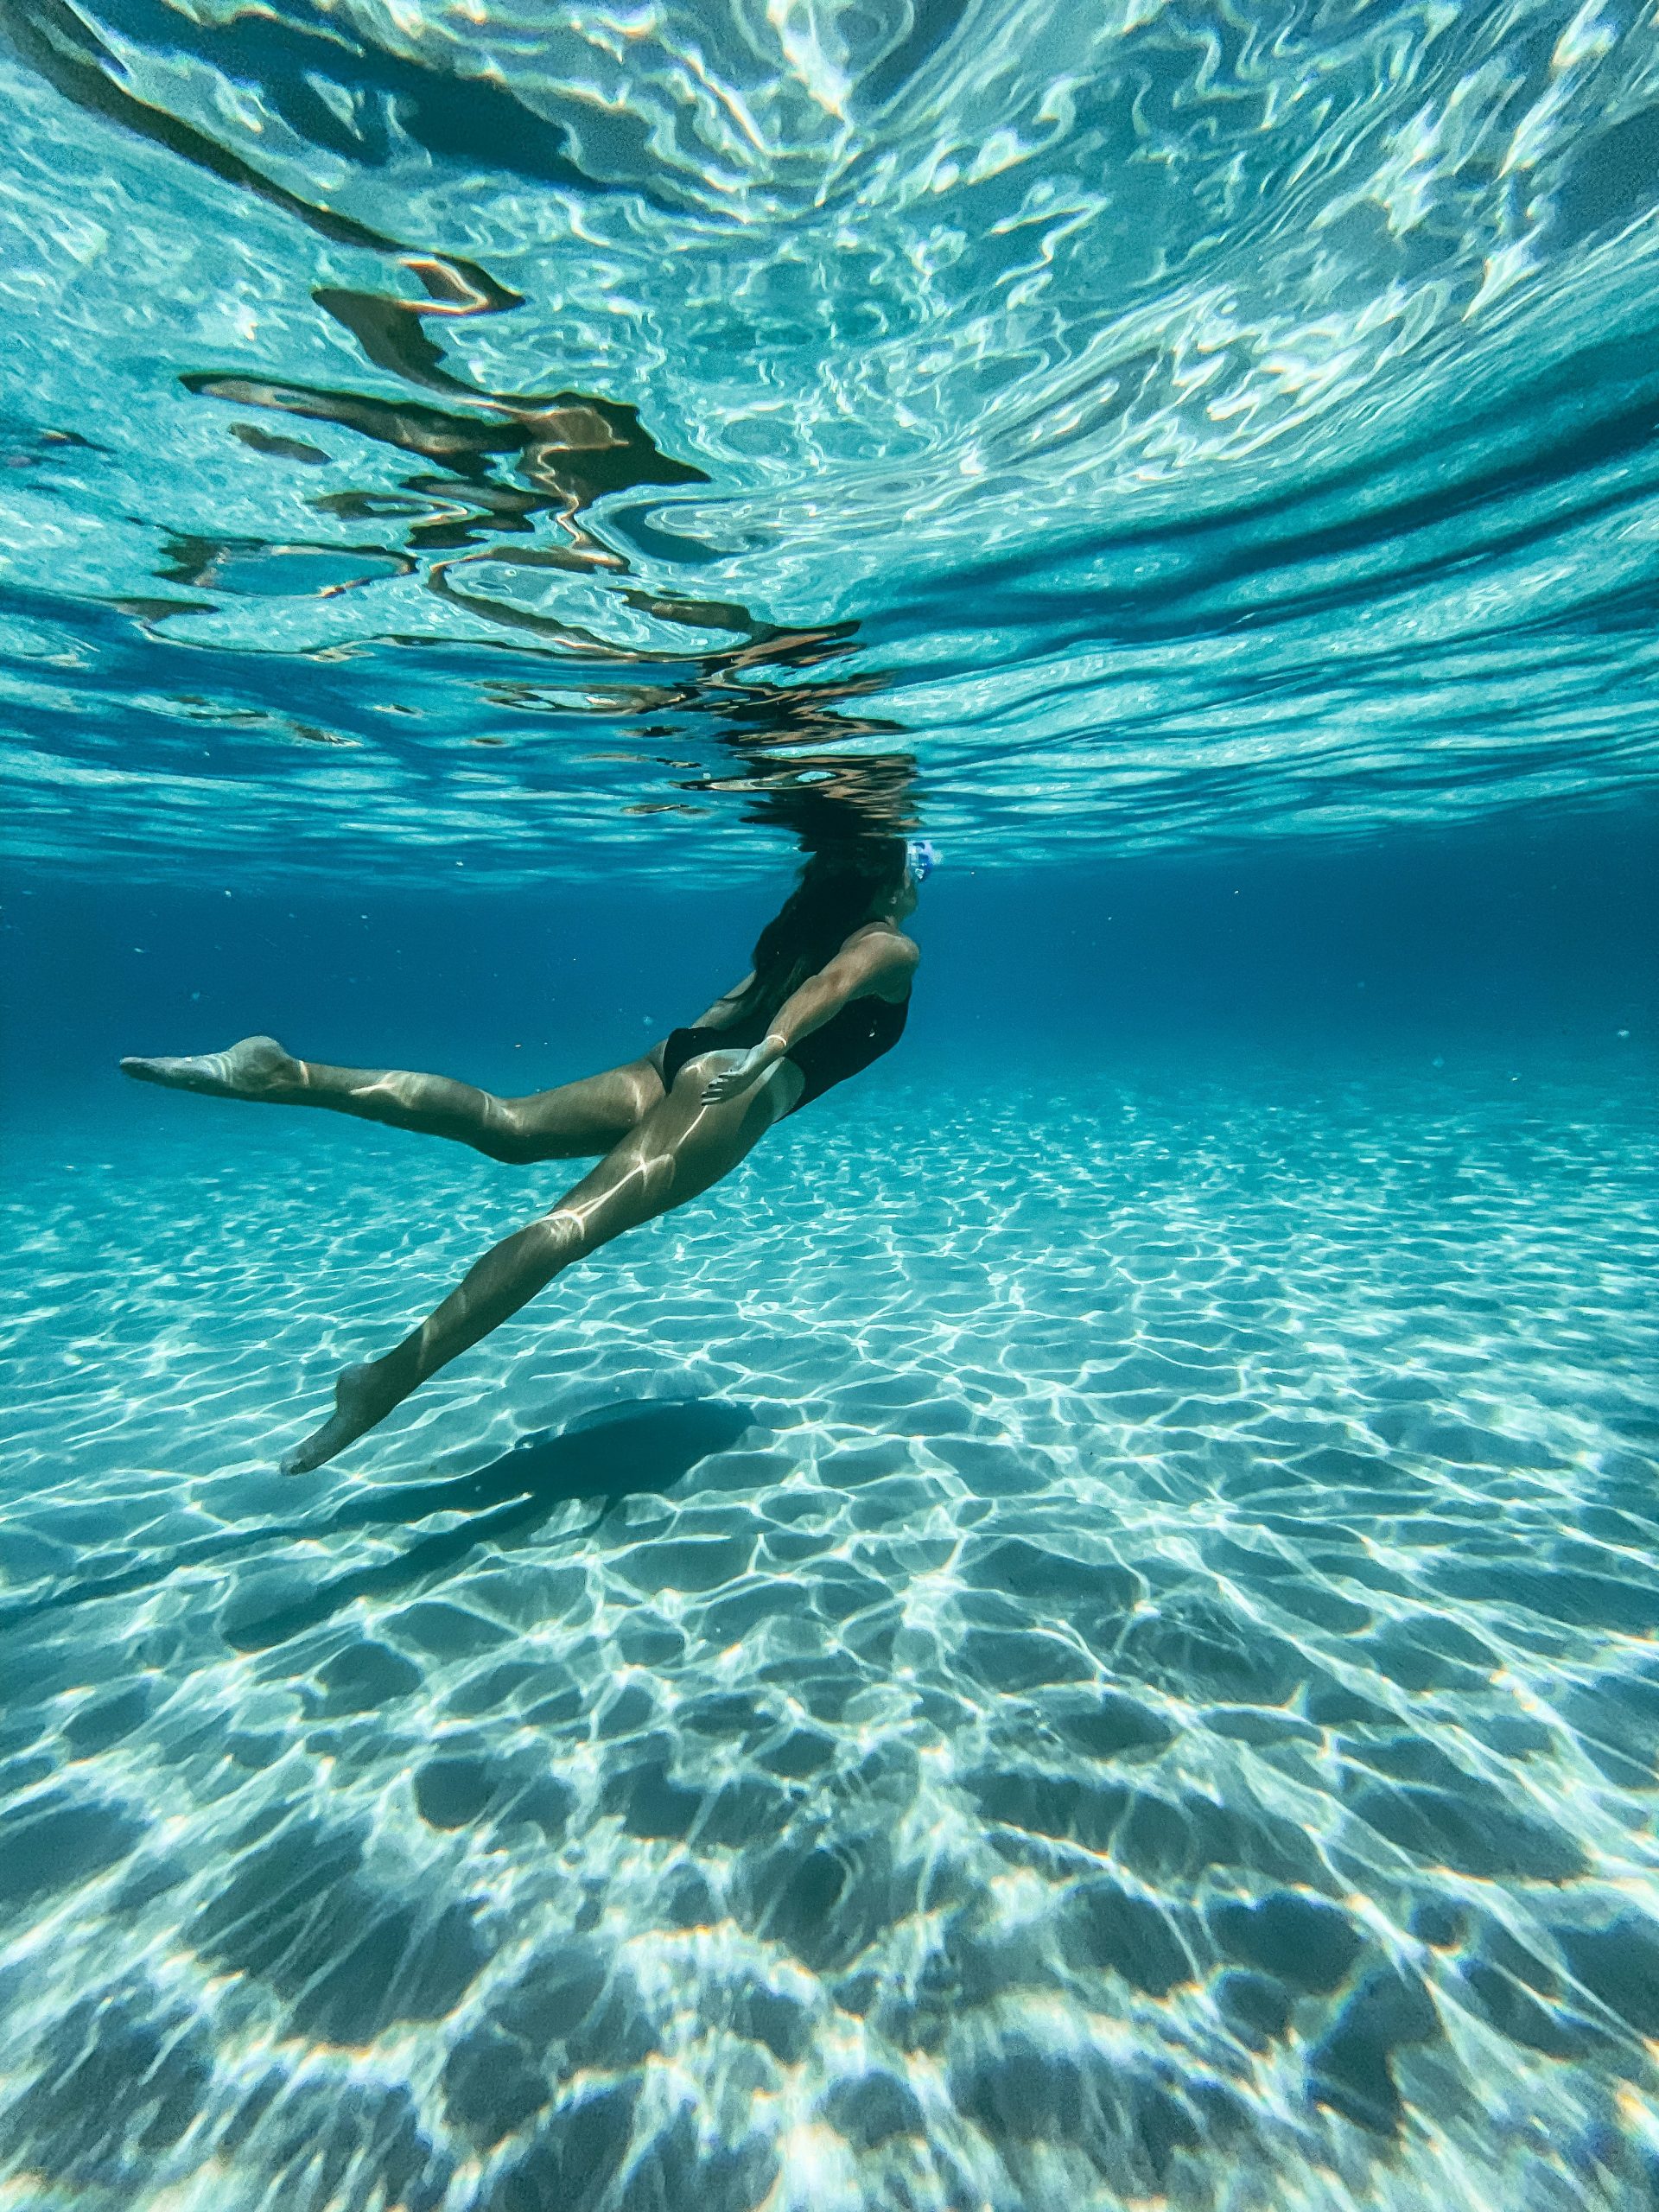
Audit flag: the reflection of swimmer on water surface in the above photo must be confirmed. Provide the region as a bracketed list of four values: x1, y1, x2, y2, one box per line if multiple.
[123, 836, 938, 1475]
[182, 368, 705, 564]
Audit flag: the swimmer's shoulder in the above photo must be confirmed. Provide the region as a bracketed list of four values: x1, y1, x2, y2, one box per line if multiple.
[840, 923, 919, 996]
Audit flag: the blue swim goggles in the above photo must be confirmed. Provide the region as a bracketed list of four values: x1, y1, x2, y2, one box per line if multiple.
[906, 837, 940, 885]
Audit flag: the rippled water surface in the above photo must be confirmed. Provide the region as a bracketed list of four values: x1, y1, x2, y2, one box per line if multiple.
[3, 3, 1659, 2209]
[4, 0, 1659, 869]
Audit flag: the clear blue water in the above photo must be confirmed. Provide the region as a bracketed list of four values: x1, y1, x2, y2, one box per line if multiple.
[3, 4, 1659, 2208]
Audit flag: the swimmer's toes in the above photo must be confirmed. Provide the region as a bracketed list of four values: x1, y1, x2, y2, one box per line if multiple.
[120, 1054, 213, 1091]
[120, 1056, 171, 1086]
[120, 1034, 296, 1099]
[279, 1427, 342, 1477]
[280, 1362, 391, 1475]
[281, 1408, 355, 1477]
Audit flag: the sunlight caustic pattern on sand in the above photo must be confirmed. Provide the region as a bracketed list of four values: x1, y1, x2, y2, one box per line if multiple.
[1, 1071, 1657, 2211]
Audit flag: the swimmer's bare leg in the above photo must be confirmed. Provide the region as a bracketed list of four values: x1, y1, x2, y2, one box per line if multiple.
[281, 1052, 801, 1474]
[120, 1034, 664, 1161]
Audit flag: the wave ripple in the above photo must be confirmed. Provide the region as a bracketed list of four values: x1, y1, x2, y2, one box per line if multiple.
[3, 0, 1659, 870]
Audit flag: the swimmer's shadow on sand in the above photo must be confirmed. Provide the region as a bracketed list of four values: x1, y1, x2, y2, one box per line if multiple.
[4, 1397, 754, 1656]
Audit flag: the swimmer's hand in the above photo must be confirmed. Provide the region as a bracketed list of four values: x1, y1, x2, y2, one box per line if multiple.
[702, 1034, 788, 1103]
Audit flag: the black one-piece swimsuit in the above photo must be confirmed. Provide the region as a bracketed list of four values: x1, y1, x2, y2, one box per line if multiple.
[659, 993, 910, 1115]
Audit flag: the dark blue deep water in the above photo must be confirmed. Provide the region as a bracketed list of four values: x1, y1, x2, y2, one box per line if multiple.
[3, 4, 1659, 2209]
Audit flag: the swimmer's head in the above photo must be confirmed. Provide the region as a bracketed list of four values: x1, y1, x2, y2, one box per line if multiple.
[746, 835, 914, 1005]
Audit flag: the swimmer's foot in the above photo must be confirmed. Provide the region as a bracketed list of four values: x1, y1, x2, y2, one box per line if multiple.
[280, 1361, 397, 1476]
[120, 1033, 299, 1099]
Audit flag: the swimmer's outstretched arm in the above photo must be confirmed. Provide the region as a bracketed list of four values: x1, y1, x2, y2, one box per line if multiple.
[280, 1039, 788, 1474]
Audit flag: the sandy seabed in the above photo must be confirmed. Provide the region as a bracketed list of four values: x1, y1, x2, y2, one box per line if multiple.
[2, 1067, 1657, 2212]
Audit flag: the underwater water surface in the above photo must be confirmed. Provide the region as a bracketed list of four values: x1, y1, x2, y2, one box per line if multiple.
[3, 0, 1659, 2208]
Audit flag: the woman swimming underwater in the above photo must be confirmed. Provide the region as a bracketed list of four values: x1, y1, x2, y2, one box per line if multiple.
[122, 835, 933, 1474]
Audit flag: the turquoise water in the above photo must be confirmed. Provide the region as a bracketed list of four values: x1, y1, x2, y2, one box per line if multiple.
[6, 0, 1659, 876]
[3, 3, 1659, 2208]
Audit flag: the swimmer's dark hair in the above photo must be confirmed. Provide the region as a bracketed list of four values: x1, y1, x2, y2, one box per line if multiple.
[735, 836, 908, 1020]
